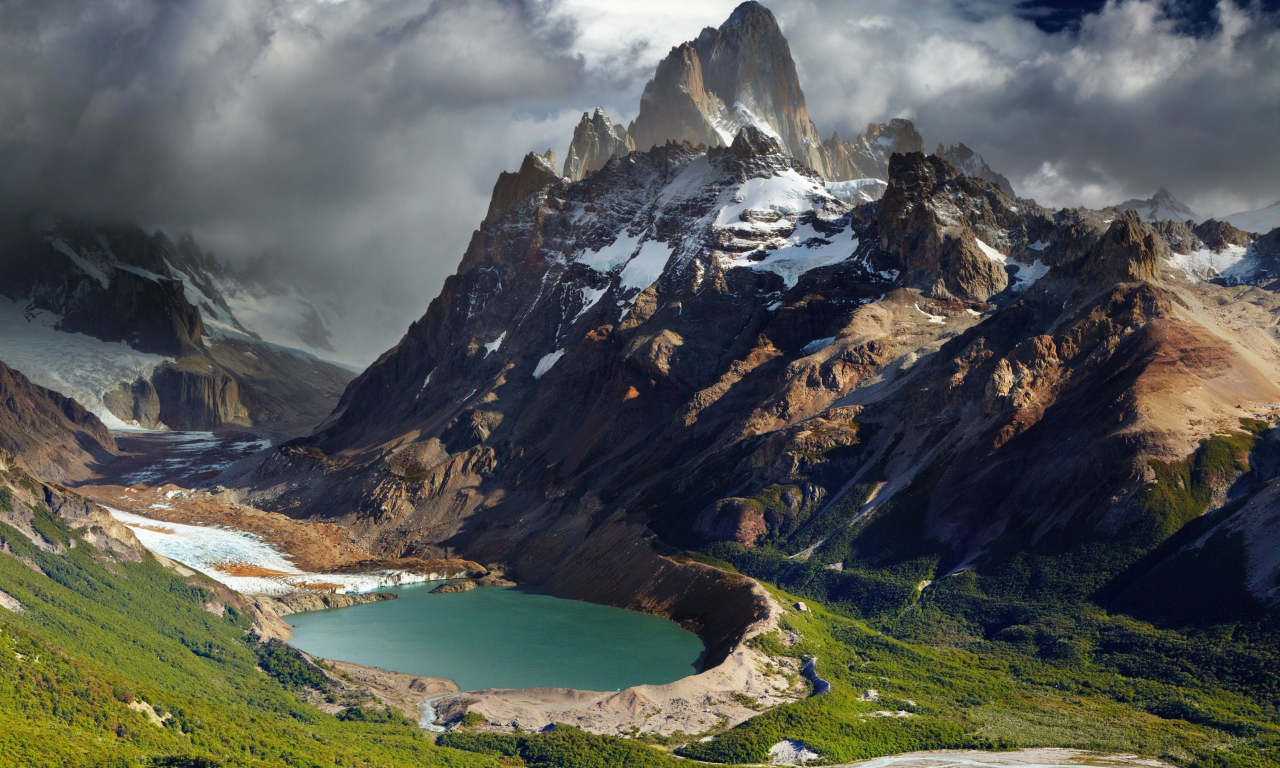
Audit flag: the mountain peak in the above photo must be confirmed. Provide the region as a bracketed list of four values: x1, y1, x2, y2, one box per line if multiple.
[1116, 187, 1200, 223]
[725, 0, 774, 26]
[934, 142, 1015, 196]
[628, 2, 826, 173]
[563, 108, 635, 181]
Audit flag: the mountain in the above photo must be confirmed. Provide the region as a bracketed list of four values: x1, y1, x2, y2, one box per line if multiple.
[0, 217, 356, 434]
[1224, 199, 1280, 234]
[935, 142, 1015, 196]
[1115, 187, 1202, 223]
[221, 0, 1280, 643]
[563, 108, 636, 182]
[13, 1, 1274, 763]
[628, 2, 827, 173]
[624, 2, 920, 190]
[0, 359, 116, 482]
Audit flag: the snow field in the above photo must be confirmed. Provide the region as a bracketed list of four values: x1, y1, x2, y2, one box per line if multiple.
[0, 297, 171, 429]
[109, 508, 437, 595]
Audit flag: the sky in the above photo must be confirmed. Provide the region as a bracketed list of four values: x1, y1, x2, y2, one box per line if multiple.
[1, 0, 1277, 365]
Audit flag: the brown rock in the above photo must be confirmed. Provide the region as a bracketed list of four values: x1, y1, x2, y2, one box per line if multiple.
[695, 498, 768, 546]
[431, 580, 476, 594]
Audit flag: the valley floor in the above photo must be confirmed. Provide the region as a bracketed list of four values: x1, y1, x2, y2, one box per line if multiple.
[10, 427, 1271, 767]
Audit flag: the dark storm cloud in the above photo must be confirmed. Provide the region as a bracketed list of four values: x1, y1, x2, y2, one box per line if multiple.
[0, 0, 587, 357]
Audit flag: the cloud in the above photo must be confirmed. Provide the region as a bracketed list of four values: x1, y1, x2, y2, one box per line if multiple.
[0, 0, 587, 361]
[0, 0, 1276, 364]
[774, 0, 1280, 214]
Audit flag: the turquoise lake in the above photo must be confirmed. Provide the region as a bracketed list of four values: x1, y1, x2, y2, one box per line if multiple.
[288, 583, 706, 692]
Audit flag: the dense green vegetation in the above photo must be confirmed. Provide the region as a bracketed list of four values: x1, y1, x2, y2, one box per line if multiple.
[666, 421, 1280, 766]
[439, 725, 682, 768]
[6, 420, 1280, 767]
[0, 493, 499, 768]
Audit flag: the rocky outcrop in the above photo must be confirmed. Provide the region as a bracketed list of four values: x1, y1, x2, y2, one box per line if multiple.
[484, 151, 560, 225]
[0, 452, 143, 560]
[935, 142, 1014, 196]
[563, 109, 635, 181]
[824, 119, 925, 182]
[250, 591, 397, 617]
[0, 362, 116, 482]
[430, 580, 475, 593]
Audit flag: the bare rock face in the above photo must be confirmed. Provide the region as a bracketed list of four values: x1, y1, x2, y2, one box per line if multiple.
[1072, 211, 1164, 290]
[876, 152, 1034, 302]
[823, 119, 925, 182]
[563, 109, 636, 182]
[935, 142, 1015, 196]
[629, 2, 826, 173]
[0, 361, 115, 482]
[484, 151, 561, 225]
[695, 498, 767, 546]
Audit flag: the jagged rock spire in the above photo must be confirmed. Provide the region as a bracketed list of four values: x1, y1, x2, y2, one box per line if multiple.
[562, 108, 636, 181]
[935, 142, 1015, 196]
[628, 2, 827, 173]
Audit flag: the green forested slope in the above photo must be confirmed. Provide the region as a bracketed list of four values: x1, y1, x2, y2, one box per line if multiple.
[0, 469, 496, 768]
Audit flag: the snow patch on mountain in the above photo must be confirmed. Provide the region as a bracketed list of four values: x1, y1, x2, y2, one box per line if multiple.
[1223, 200, 1280, 235]
[109, 508, 437, 595]
[1165, 244, 1256, 283]
[572, 286, 608, 324]
[50, 238, 111, 288]
[578, 231, 643, 273]
[619, 240, 674, 291]
[0, 297, 171, 429]
[976, 239, 1048, 292]
[533, 349, 566, 379]
[826, 178, 886, 204]
[1010, 260, 1050, 290]
[716, 169, 834, 226]
[727, 224, 859, 287]
[484, 332, 507, 356]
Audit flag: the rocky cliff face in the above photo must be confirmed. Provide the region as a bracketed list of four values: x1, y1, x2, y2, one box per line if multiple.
[563, 109, 635, 182]
[0, 360, 115, 482]
[934, 142, 1015, 196]
[628, 2, 827, 177]
[0, 218, 355, 435]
